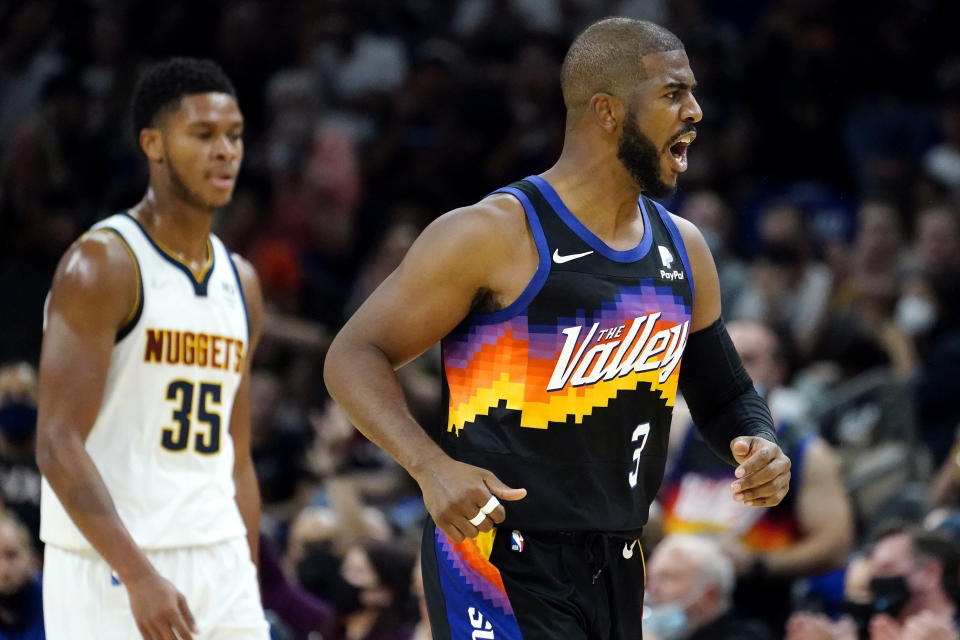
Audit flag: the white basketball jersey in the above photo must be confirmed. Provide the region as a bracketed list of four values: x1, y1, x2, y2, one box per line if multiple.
[40, 212, 249, 550]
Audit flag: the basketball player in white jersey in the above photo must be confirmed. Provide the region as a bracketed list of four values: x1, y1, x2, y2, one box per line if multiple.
[36, 58, 268, 639]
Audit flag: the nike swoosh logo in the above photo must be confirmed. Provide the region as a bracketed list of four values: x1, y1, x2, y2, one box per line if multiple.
[552, 249, 594, 264]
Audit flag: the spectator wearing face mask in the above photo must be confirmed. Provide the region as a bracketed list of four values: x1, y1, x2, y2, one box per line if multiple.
[644, 534, 773, 640]
[0, 511, 43, 640]
[335, 542, 417, 640]
[866, 523, 960, 640]
[0, 364, 41, 547]
[787, 524, 960, 640]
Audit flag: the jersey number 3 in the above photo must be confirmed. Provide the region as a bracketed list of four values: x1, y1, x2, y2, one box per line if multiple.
[161, 380, 222, 454]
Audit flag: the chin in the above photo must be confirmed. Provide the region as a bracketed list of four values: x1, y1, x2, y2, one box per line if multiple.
[205, 193, 234, 209]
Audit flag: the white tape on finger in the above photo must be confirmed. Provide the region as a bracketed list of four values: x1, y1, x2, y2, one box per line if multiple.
[480, 496, 501, 515]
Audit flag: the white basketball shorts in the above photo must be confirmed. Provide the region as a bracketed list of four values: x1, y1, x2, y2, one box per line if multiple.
[43, 537, 268, 639]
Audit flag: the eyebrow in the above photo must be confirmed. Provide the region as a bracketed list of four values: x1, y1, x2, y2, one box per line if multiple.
[663, 81, 697, 91]
[187, 120, 244, 128]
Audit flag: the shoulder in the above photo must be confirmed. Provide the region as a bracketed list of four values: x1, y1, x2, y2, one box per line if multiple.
[404, 192, 532, 273]
[46, 228, 140, 332]
[52, 228, 138, 298]
[426, 193, 528, 245]
[667, 212, 709, 253]
[229, 251, 259, 292]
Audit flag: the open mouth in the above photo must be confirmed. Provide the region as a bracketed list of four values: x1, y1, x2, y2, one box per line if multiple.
[667, 131, 696, 172]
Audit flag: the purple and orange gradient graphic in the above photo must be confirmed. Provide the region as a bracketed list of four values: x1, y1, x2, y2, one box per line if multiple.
[444, 283, 691, 432]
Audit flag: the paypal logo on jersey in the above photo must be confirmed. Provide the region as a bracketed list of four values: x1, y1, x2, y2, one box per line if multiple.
[658, 245, 684, 280]
[469, 607, 495, 639]
[658, 245, 674, 268]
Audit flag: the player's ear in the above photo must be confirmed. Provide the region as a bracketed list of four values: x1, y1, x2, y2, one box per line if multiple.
[139, 127, 164, 163]
[589, 92, 622, 134]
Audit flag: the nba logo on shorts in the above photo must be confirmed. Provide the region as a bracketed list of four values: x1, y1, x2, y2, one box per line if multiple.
[510, 530, 524, 552]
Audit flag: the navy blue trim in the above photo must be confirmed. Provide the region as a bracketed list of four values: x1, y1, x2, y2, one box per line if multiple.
[420, 520, 452, 640]
[100, 227, 144, 343]
[651, 199, 695, 303]
[469, 186, 551, 325]
[120, 211, 215, 296]
[525, 174, 653, 263]
[224, 244, 251, 343]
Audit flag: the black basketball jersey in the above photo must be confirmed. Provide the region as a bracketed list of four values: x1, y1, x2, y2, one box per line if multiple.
[438, 175, 695, 533]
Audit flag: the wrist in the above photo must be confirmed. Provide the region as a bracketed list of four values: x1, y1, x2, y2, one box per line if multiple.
[113, 550, 156, 586]
[407, 447, 448, 484]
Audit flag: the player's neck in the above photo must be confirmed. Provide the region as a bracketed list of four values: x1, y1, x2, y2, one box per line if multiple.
[130, 187, 213, 266]
[541, 141, 643, 241]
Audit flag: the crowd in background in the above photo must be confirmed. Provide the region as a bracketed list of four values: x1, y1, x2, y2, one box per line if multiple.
[1, 0, 960, 638]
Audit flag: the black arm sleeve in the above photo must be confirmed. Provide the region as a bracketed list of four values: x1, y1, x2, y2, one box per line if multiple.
[677, 317, 778, 466]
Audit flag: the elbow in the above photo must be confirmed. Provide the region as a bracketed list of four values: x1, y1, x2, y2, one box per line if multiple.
[322, 336, 344, 399]
[35, 427, 58, 476]
[35, 424, 79, 476]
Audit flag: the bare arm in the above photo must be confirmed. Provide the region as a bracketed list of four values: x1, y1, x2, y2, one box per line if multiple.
[324, 197, 533, 542]
[763, 438, 853, 577]
[36, 231, 196, 639]
[36, 231, 145, 579]
[229, 254, 264, 567]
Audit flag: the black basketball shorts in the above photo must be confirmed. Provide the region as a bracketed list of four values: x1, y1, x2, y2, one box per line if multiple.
[421, 521, 647, 639]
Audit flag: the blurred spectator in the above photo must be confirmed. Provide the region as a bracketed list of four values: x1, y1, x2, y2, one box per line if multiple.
[259, 534, 337, 640]
[409, 549, 430, 640]
[904, 205, 960, 341]
[866, 524, 960, 639]
[644, 534, 773, 640]
[658, 321, 853, 636]
[786, 553, 873, 640]
[820, 200, 916, 377]
[0, 364, 41, 547]
[0, 2, 61, 148]
[923, 88, 960, 199]
[930, 425, 960, 510]
[0, 511, 43, 640]
[337, 542, 416, 640]
[906, 205, 960, 465]
[733, 202, 833, 358]
[678, 190, 748, 314]
[250, 369, 316, 535]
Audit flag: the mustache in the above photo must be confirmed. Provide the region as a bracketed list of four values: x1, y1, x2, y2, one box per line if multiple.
[665, 124, 697, 147]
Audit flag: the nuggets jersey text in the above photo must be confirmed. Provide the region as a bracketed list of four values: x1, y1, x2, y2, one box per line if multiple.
[40, 212, 249, 550]
[438, 175, 694, 533]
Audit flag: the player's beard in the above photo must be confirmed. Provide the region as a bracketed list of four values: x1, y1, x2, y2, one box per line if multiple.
[617, 111, 675, 199]
[166, 153, 218, 210]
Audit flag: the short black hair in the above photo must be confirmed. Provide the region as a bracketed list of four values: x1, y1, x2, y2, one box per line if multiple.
[561, 18, 684, 117]
[130, 57, 236, 142]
